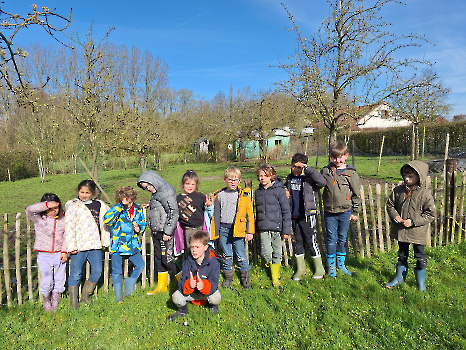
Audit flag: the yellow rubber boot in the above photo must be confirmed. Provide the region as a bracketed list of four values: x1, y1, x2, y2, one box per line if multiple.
[270, 263, 281, 286]
[147, 272, 168, 295]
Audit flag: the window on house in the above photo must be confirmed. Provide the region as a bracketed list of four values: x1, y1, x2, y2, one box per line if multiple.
[275, 139, 281, 145]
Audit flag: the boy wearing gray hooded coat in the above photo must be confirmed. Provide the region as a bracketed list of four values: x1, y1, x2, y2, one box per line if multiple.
[385, 160, 436, 291]
[138, 170, 179, 294]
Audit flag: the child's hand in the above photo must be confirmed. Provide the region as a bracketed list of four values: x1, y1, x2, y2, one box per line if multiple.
[403, 219, 413, 227]
[71, 250, 77, 255]
[282, 234, 289, 239]
[189, 271, 197, 289]
[60, 252, 68, 263]
[141, 203, 150, 209]
[162, 234, 170, 241]
[205, 194, 213, 207]
[245, 233, 253, 241]
[133, 223, 140, 233]
[47, 201, 60, 209]
[294, 161, 307, 169]
[196, 272, 204, 290]
[393, 216, 403, 224]
[285, 189, 290, 199]
[350, 214, 358, 222]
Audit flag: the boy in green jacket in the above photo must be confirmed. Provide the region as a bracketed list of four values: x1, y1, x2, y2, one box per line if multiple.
[385, 160, 436, 291]
[321, 143, 361, 277]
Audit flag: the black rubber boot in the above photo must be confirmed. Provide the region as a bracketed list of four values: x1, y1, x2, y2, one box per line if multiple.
[166, 304, 188, 321]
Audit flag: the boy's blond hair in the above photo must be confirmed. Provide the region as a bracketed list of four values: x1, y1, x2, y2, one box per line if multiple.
[329, 142, 348, 158]
[224, 166, 241, 179]
[189, 230, 210, 246]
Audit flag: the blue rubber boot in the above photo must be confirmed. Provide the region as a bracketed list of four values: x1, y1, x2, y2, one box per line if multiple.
[326, 254, 337, 277]
[414, 268, 426, 292]
[124, 277, 137, 297]
[385, 265, 408, 288]
[113, 277, 123, 304]
[336, 252, 352, 276]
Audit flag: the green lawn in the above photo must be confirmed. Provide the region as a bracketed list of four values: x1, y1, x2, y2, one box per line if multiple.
[0, 156, 412, 215]
[0, 244, 465, 349]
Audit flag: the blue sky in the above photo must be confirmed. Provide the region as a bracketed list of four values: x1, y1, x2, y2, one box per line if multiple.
[9, 0, 466, 117]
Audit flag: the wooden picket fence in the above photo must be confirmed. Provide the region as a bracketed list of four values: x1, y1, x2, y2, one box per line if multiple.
[1, 171, 466, 307]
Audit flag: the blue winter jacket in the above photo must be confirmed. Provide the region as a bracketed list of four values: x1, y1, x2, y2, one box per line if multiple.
[104, 203, 146, 255]
[254, 176, 291, 236]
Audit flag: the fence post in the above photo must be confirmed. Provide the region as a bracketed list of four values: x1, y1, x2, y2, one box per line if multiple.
[360, 186, 371, 258]
[384, 183, 391, 251]
[3, 213, 11, 307]
[445, 159, 456, 244]
[26, 216, 33, 302]
[459, 172, 466, 244]
[367, 185, 378, 254]
[15, 213, 22, 306]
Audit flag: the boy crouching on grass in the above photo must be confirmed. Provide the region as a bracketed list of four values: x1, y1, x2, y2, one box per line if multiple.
[167, 230, 221, 321]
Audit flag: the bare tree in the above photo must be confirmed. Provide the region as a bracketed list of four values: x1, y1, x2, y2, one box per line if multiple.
[278, 0, 433, 149]
[390, 67, 451, 159]
[0, 3, 71, 106]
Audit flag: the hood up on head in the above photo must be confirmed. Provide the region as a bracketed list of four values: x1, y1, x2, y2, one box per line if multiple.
[400, 160, 429, 185]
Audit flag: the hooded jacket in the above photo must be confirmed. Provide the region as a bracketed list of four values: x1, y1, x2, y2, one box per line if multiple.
[64, 199, 110, 252]
[25, 202, 67, 253]
[210, 186, 254, 240]
[137, 170, 179, 236]
[179, 247, 220, 299]
[285, 166, 327, 216]
[321, 163, 361, 214]
[386, 160, 436, 245]
[255, 177, 291, 235]
[103, 203, 147, 255]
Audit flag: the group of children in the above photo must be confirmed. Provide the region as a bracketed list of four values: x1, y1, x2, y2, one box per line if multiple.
[25, 142, 435, 318]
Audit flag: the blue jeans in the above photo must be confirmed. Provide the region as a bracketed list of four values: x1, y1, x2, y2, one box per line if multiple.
[218, 226, 250, 271]
[68, 249, 103, 288]
[324, 210, 351, 256]
[111, 252, 145, 280]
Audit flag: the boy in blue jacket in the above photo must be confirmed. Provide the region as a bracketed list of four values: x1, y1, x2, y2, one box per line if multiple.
[167, 230, 221, 321]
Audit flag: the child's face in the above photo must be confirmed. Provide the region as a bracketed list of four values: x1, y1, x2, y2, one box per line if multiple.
[45, 207, 59, 217]
[121, 197, 133, 208]
[257, 170, 272, 188]
[190, 240, 208, 260]
[403, 171, 419, 187]
[183, 179, 197, 194]
[78, 186, 93, 202]
[224, 175, 241, 190]
[331, 153, 349, 169]
[139, 182, 156, 193]
[291, 163, 304, 176]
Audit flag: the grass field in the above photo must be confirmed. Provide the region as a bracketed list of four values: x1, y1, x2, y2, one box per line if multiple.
[0, 155, 412, 215]
[0, 244, 465, 349]
[2, 155, 464, 349]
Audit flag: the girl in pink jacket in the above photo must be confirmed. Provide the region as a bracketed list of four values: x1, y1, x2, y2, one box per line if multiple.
[25, 193, 67, 312]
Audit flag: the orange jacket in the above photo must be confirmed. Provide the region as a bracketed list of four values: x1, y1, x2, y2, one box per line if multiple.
[210, 186, 254, 240]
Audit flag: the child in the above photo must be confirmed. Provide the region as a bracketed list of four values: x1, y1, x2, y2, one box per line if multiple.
[104, 186, 147, 303]
[138, 170, 179, 294]
[167, 230, 221, 321]
[285, 153, 327, 280]
[177, 170, 213, 250]
[255, 165, 291, 286]
[64, 180, 110, 309]
[321, 143, 361, 277]
[25, 193, 67, 312]
[385, 161, 436, 291]
[211, 166, 254, 288]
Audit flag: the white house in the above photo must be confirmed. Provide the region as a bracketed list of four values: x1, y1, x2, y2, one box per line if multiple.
[356, 103, 411, 129]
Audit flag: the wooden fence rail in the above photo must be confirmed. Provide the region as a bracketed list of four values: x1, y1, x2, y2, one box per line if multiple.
[1, 172, 466, 306]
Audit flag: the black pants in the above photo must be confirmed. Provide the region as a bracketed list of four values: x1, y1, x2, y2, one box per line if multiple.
[292, 215, 321, 257]
[397, 242, 427, 270]
[152, 234, 178, 274]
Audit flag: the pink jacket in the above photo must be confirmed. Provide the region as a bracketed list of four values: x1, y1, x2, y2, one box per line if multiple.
[25, 202, 66, 253]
